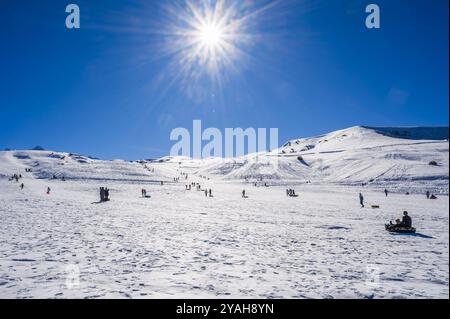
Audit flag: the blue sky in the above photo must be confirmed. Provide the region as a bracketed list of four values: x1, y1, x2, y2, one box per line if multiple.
[1, 0, 448, 159]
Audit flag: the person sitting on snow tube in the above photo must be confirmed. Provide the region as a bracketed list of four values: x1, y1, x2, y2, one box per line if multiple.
[401, 211, 412, 228]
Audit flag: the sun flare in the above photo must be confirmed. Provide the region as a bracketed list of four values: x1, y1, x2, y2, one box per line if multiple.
[198, 23, 224, 48]
[157, 0, 280, 97]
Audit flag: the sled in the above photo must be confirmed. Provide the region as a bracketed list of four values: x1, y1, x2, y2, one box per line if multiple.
[385, 225, 416, 234]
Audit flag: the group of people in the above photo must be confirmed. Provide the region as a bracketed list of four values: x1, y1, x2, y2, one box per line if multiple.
[286, 189, 298, 197]
[141, 189, 150, 198]
[360, 189, 438, 208]
[99, 187, 110, 202]
[204, 189, 213, 197]
[8, 173, 25, 190]
[9, 173, 22, 182]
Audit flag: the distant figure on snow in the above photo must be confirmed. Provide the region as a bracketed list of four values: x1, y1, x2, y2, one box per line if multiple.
[359, 193, 364, 208]
[100, 187, 110, 202]
[20, 183, 24, 190]
[384, 189, 389, 197]
[426, 191, 430, 199]
[46, 187, 51, 195]
[100, 187, 105, 202]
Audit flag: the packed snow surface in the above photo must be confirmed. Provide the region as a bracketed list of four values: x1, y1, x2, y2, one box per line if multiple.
[0, 126, 448, 299]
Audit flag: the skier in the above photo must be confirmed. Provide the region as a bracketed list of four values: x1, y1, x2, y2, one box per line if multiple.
[209, 189, 212, 197]
[205, 190, 208, 197]
[384, 189, 388, 197]
[359, 193, 365, 208]
[20, 183, 24, 190]
[46, 187, 51, 195]
[426, 191, 430, 199]
[242, 190, 246, 198]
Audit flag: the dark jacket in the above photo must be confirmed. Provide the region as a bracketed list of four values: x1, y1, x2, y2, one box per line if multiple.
[402, 215, 412, 228]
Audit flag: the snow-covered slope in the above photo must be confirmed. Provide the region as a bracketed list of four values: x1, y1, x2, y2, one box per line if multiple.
[0, 126, 448, 299]
[0, 151, 176, 184]
[1, 126, 448, 194]
[193, 126, 449, 194]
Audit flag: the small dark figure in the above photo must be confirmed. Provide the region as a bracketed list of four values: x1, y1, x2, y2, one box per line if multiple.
[100, 187, 105, 202]
[104, 188, 110, 201]
[205, 190, 208, 197]
[359, 193, 364, 208]
[384, 189, 388, 197]
[209, 189, 212, 197]
[46, 187, 51, 195]
[20, 183, 24, 190]
[426, 191, 430, 199]
[242, 190, 246, 198]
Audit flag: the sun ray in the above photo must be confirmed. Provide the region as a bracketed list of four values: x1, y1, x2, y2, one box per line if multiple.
[155, 0, 282, 98]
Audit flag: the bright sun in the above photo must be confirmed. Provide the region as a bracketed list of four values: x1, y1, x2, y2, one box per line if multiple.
[199, 23, 224, 48]
[158, 0, 277, 87]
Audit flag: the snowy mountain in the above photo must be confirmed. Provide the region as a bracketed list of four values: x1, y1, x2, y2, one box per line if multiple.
[193, 126, 449, 193]
[1, 126, 448, 194]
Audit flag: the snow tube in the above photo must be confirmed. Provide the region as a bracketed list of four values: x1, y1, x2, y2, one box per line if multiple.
[385, 225, 416, 234]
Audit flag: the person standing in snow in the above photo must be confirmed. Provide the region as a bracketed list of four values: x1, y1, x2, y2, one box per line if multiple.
[20, 183, 24, 190]
[100, 187, 105, 202]
[384, 189, 389, 197]
[205, 190, 208, 197]
[242, 190, 246, 198]
[47, 187, 51, 195]
[209, 189, 212, 197]
[359, 193, 364, 208]
[426, 191, 430, 199]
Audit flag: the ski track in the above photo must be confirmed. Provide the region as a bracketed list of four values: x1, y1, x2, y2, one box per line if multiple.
[0, 175, 448, 299]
